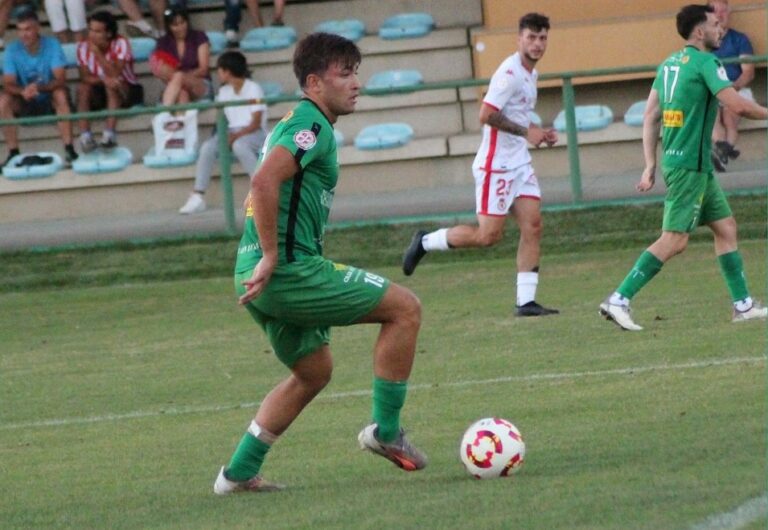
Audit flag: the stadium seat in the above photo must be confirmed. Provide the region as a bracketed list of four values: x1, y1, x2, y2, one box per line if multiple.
[143, 147, 197, 168]
[61, 42, 78, 68]
[354, 122, 414, 150]
[365, 69, 423, 92]
[72, 147, 133, 174]
[258, 80, 283, 99]
[529, 111, 543, 127]
[623, 100, 646, 127]
[553, 105, 614, 132]
[206, 31, 227, 55]
[379, 12, 435, 40]
[240, 26, 297, 51]
[130, 37, 157, 62]
[333, 128, 344, 147]
[2, 152, 63, 179]
[314, 19, 366, 41]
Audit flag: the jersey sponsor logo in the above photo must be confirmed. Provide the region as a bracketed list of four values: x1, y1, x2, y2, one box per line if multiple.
[662, 110, 684, 127]
[717, 66, 728, 81]
[681, 55, 690, 64]
[320, 188, 334, 209]
[280, 110, 294, 122]
[664, 148, 684, 157]
[294, 129, 317, 150]
[237, 242, 260, 254]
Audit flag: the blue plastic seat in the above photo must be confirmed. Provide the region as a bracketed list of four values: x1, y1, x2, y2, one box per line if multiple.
[130, 37, 157, 62]
[623, 100, 646, 127]
[529, 111, 543, 127]
[143, 147, 197, 168]
[354, 123, 414, 150]
[206, 31, 227, 55]
[333, 129, 344, 147]
[258, 80, 283, 99]
[379, 12, 434, 40]
[315, 19, 366, 41]
[365, 69, 423, 91]
[240, 26, 297, 51]
[2, 152, 63, 179]
[553, 105, 614, 132]
[61, 42, 78, 68]
[73, 147, 133, 174]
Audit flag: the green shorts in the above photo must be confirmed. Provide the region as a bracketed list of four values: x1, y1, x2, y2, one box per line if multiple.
[234, 256, 390, 367]
[661, 166, 732, 233]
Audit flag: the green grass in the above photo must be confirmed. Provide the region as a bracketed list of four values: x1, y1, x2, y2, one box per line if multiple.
[0, 218, 765, 529]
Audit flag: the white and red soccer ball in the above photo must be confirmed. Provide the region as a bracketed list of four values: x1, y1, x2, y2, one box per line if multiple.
[459, 417, 525, 479]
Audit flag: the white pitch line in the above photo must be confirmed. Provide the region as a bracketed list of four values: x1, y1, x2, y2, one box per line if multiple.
[689, 494, 767, 530]
[1, 356, 763, 431]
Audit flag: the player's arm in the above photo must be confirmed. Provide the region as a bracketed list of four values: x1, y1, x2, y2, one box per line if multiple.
[479, 103, 550, 146]
[716, 86, 767, 120]
[238, 145, 298, 304]
[637, 88, 661, 192]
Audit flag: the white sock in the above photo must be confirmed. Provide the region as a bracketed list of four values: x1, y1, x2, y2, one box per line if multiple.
[247, 420, 277, 444]
[516, 272, 538, 306]
[609, 292, 629, 306]
[734, 297, 753, 312]
[422, 228, 450, 252]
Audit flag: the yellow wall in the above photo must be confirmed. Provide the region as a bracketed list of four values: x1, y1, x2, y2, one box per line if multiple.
[472, 6, 766, 87]
[482, 0, 763, 30]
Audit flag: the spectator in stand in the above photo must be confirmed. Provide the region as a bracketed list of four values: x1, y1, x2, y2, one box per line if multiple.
[0, 8, 78, 165]
[708, 0, 755, 171]
[0, 0, 33, 49]
[44, 0, 87, 43]
[116, 0, 164, 38]
[179, 51, 268, 214]
[224, 0, 285, 47]
[151, 6, 212, 107]
[76, 10, 143, 151]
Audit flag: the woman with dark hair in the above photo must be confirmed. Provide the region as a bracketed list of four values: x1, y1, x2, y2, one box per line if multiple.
[151, 6, 211, 107]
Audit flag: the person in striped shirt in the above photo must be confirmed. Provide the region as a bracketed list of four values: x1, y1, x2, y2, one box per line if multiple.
[75, 10, 143, 151]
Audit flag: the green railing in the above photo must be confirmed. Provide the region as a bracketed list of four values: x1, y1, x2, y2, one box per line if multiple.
[0, 55, 764, 234]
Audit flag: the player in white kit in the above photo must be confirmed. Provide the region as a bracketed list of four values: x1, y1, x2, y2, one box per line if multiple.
[402, 13, 559, 317]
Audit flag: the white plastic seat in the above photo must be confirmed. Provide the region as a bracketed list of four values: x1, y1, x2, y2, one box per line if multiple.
[354, 122, 414, 150]
[130, 37, 157, 62]
[206, 31, 227, 55]
[73, 147, 133, 174]
[379, 12, 435, 40]
[2, 152, 63, 179]
[623, 100, 646, 127]
[314, 19, 366, 41]
[365, 69, 423, 92]
[240, 26, 297, 51]
[553, 105, 613, 132]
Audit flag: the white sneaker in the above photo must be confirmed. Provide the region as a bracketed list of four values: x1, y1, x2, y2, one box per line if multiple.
[126, 19, 161, 39]
[225, 29, 239, 47]
[179, 193, 206, 214]
[79, 132, 97, 154]
[213, 466, 285, 495]
[358, 423, 427, 471]
[732, 301, 768, 323]
[599, 299, 643, 331]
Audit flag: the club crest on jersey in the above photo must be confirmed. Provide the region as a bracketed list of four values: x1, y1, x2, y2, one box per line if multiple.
[294, 129, 317, 150]
[716, 66, 728, 81]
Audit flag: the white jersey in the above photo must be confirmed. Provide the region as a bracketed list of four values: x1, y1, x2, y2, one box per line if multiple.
[473, 52, 538, 172]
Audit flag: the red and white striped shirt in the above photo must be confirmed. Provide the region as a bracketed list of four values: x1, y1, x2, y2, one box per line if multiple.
[76, 36, 139, 85]
[473, 52, 538, 172]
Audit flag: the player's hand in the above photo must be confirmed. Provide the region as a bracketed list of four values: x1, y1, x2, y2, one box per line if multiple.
[526, 125, 547, 147]
[636, 167, 656, 192]
[238, 255, 277, 305]
[543, 128, 558, 147]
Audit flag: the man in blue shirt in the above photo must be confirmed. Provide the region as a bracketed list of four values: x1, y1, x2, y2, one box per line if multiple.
[708, 0, 754, 171]
[0, 9, 78, 166]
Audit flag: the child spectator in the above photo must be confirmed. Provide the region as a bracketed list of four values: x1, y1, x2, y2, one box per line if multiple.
[76, 10, 143, 151]
[0, 9, 77, 165]
[179, 51, 267, 214]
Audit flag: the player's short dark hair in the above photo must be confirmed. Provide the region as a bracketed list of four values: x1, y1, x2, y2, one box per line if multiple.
[217, 51, 249, 78]
[88, 10, 118, 39]
[15, 7, 39, 24]
[519, 12, 550, 33]
[293, 32, 361, 88]
[677, 4, 714, 39]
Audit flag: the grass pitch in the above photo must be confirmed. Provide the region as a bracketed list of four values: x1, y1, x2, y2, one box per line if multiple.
[0, 199, 765, 529]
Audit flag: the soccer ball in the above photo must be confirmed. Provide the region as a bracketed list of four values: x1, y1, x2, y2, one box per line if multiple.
[459, 417, 525, 479]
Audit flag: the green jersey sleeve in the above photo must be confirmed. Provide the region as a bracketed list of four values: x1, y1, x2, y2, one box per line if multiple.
[700, 55, 732, 96]
[272, 112, 334, 169]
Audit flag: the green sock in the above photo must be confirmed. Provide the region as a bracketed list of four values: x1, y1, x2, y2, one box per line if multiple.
[225, 431, 271, 481]
[717, 250, 749, 302]
[617, 250, 664, 299]
[372, 377, 407, 443]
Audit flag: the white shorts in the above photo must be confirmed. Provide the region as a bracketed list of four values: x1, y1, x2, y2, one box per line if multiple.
[473, 163, 541, 216]
[44, 0, 87, 33]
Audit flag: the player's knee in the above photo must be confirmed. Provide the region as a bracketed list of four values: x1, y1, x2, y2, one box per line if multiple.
[477, 229, 503, 247]
[397, 288, 422, 329]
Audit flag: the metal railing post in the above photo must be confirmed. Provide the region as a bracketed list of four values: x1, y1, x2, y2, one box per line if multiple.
[216, 110, 237, 235]
[561, 76, 583, 204]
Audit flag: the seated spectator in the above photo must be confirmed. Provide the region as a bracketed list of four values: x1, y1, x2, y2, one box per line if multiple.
[709, 0, 755, 171]
[224, 0, 285, 47]
[0, 0, 32, 49]
[151, 6, 211, 107]
[44, 0, 87, 43]
[0, 9, 77, 165]
[76, 10, 144, 151]
[116, 0, 162, 38]
[179, 51, 267, 214]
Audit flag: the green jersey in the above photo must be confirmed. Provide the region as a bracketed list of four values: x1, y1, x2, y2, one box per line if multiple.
[235, 99, 338, 273]
[651, 45, 731, 171]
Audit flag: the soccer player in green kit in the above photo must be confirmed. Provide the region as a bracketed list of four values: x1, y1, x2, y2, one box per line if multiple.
[213, 33, 427, 494]
[600, 4, 768, 331]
